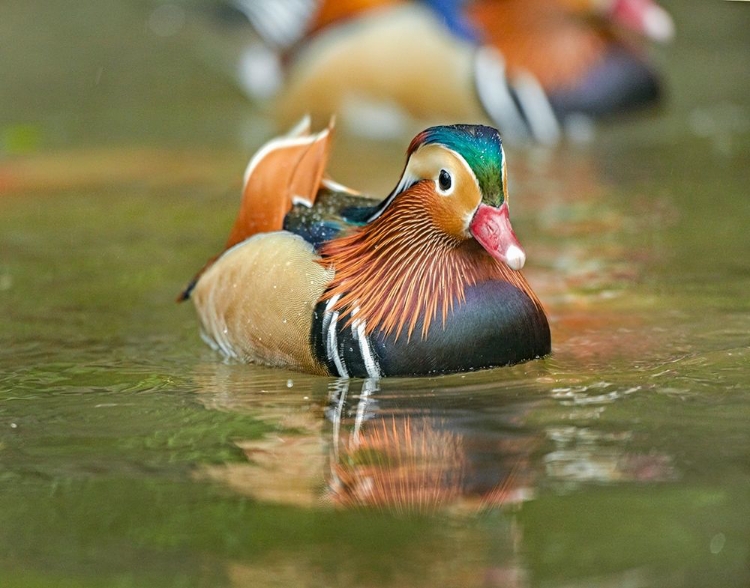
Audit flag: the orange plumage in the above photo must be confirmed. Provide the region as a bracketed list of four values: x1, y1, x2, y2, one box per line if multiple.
[183, 120, 550, 377]
[318, 180, 541, 341]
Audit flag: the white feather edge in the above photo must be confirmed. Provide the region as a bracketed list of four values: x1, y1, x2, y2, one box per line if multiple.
[241, 115, 331, 189]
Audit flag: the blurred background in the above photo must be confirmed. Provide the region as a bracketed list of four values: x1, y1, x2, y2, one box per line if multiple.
[0, 1, 749, 587]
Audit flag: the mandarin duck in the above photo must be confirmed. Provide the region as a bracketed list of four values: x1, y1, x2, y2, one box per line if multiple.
[220, 0, 672, 142]
[468, 0, 674, 119]
[220, 0, 561, 142]
[180, 120, 550, 377]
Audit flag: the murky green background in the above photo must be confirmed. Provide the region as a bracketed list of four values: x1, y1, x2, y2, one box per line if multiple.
[1, 1, 748, 587]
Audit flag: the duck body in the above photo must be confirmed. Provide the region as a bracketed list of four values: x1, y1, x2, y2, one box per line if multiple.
[183, 120, 550, 377]
[238, 0, 671, 141]
[274, 4, 508, 139]
[311, 277, 549, 377]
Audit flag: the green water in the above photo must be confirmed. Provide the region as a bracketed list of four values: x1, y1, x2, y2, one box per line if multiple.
[1, 1, 749, 587]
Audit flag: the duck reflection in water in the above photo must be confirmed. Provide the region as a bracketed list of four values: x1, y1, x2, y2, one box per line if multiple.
[195, 371, 544, 514]
[194, 367, 677, 586]
[324, 378, 538, 514]
[195, 368, 676, 510]
[196, 371, 539, 586]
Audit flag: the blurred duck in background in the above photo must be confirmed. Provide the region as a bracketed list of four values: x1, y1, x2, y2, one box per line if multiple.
[468, 0, 674, 119]
[213, 0, 673, 142]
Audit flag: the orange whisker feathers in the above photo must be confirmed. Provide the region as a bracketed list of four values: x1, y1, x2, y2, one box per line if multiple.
[317, 183, 537, 341]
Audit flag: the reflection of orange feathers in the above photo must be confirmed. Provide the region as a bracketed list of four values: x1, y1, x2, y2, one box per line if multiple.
[225, 119, 334, 250]
[331, 416, 465, 514]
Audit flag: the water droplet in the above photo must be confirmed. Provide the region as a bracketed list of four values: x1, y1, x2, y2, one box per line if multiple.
[0, 274, 13, 291]
[710, 533, 726, 554]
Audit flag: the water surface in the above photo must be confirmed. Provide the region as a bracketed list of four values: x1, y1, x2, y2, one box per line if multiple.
[0, 1, 749, 587]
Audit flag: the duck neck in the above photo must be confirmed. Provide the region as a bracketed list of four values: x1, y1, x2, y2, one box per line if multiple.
[317, 188, 538, 341]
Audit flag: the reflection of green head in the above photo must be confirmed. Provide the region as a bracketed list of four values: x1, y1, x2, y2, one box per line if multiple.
[408, 124, 507, 207]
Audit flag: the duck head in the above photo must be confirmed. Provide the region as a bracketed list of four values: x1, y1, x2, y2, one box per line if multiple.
[320, 122, 545, 343]
[367, 124, 527, 270]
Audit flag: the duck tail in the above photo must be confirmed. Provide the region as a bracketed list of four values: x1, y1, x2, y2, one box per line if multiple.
[225, 115, 335, 249]
[177, 116, 335, 302]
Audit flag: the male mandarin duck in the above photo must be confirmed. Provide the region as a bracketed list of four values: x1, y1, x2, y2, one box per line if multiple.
[468, 0, 674, 119]
[225, 0, 672, 141]
[180, 119, 550, 377]
[225, 0, 560, 142]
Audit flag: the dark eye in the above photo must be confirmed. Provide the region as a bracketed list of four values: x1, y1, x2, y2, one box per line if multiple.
[438, 169, 452, 192]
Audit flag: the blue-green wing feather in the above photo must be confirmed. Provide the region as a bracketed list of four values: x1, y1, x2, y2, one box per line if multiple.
[283, 189, 380, 250]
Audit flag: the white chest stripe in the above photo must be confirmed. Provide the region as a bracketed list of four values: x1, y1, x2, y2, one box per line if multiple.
[323, 298, 382, 378]
[352, 316, 382, 379]
[324, 295, 348, 378]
